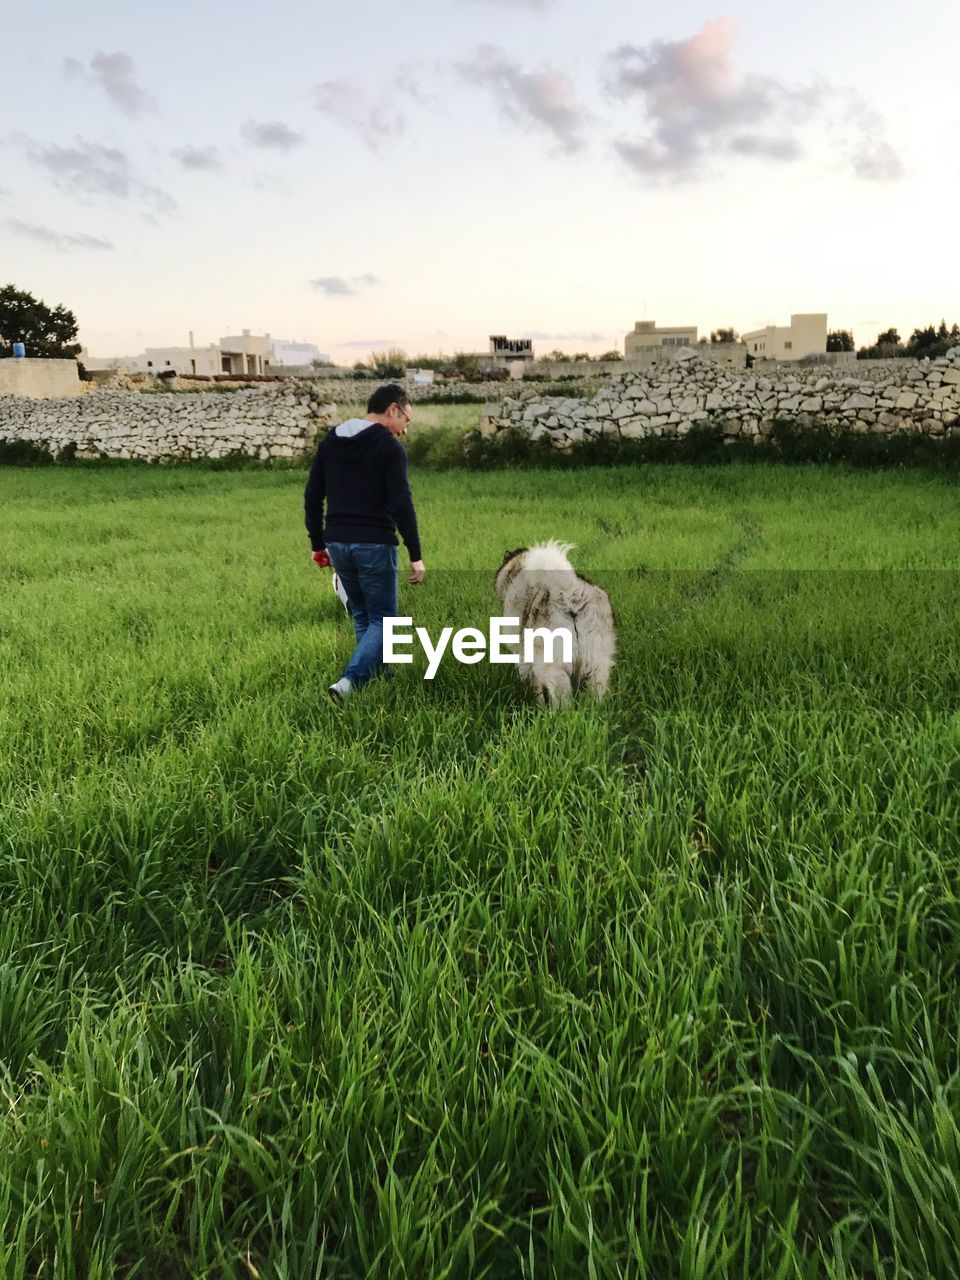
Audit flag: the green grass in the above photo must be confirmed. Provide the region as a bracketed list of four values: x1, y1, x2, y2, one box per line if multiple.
[2, 462, 960, 1277]
[329, 403, 484, 471]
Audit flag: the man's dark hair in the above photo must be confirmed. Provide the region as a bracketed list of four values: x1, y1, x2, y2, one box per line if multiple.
[367, 383, 408, 415]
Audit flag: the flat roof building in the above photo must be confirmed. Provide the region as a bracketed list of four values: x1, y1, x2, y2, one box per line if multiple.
[82, 330, 277, 377]
[624, 320, 698, 357]
[741, 314, 827, 361]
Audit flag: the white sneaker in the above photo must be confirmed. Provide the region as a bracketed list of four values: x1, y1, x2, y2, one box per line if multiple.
[328, 677, 353, 703]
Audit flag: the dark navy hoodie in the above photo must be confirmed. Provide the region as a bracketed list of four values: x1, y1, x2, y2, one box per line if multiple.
[304, 419, 422, 561]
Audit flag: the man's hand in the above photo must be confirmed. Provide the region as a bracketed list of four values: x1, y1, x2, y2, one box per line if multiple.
[312, 549, 330, 569]
[409, 560, 425, 584]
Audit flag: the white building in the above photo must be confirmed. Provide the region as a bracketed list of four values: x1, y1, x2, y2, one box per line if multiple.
[137, 344, 221, 376]
[82, 330, 278, 376]
[270, 339, 329, 366]
[741, 314, 828, 361]
[217, 331, 273, 375]
[624, 320, 698, 357]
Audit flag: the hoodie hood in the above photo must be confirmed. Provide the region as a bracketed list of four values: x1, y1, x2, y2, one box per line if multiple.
[327, 419, 392, 464]
[335, 417, 376, 439]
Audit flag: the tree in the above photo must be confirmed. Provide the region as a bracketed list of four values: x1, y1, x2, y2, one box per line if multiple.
[597, 350, 621, 362]
[365, 347, 407, 379]
[856, 327, 904, 360]
[449, 350, 481, 379]
[0, 284, 81, 358]
[826, 329, 855, 352]
[710, 328, 739, 344]
[905, 325, 939, 358]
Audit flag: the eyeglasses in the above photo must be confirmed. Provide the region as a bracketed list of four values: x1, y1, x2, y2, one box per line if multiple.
[396, 404, 411, 422]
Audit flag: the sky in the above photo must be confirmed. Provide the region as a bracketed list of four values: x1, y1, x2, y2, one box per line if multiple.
[1, 0, 958, 362]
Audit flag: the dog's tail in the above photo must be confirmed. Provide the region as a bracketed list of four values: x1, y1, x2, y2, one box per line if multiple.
[523, 540, 576, 572]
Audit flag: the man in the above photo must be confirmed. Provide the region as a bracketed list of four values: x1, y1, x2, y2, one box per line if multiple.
[305, 383, 425, 702]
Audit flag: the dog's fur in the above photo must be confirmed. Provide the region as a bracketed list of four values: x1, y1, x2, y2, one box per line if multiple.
[494, 540, 615, 705]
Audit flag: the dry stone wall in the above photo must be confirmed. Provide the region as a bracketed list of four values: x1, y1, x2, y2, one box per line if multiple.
[0, 374, 553, 463]
[0, 383, 338, 461]
[304, 377, 522, 405]
[483, 347, 960, 449]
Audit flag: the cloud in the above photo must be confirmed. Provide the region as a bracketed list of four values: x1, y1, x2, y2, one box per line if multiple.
[839, 94, 905, 182]
[311, 277, 355, 296]
[5, 218, 113, 251]
[605, 19, 903, 184]
[171, 145, 223, 171]
[605, 19, 817, 179]
[457, 45, 588, 154]
[728, 134, 802, 161]
[310, 274, 381, 297]
[24, 137, 176, 214]
[850, 137, 905, 182]
[522, 330, 608, 341]
[240, 119, 305, 151]
[62, 51, 156, 117]
[312, 79, 408, 152]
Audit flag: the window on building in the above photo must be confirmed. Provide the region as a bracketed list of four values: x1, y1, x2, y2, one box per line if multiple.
[784, 341, 792, 351]
[147, 360, 153, 367]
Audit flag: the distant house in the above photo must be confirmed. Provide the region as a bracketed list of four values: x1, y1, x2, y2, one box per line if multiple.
[741, 314, 827, 361]
[139, 344, 221, 376]
[218, 331, 273, 375]
[82, 329, 278, 376]
[489, 336, 534, 363]
[269, 339, 329, 367]
[624, 320, 698, 357]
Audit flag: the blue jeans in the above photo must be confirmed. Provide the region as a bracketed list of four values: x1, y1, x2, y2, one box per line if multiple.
[325, 542, 398, 685]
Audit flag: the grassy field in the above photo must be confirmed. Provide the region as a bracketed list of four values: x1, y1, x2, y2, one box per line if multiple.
[2, 460, 960, 1278]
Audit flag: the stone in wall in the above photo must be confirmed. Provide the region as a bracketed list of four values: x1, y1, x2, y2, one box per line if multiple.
[482, 347, 960, 449]
[0, 381, 338, 462]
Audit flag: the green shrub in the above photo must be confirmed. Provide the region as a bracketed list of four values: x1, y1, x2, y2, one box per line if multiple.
[453, 418, 960, 471]
[402, 425, 470, 469]
[0, 439, 55, 465]
[457, 422, 746, 470]
[417, 391, 489, 405]
[768, 418, 960, 468]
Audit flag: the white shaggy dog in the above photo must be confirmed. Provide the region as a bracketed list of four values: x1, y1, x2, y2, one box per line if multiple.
[494, 540, 616, 705]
